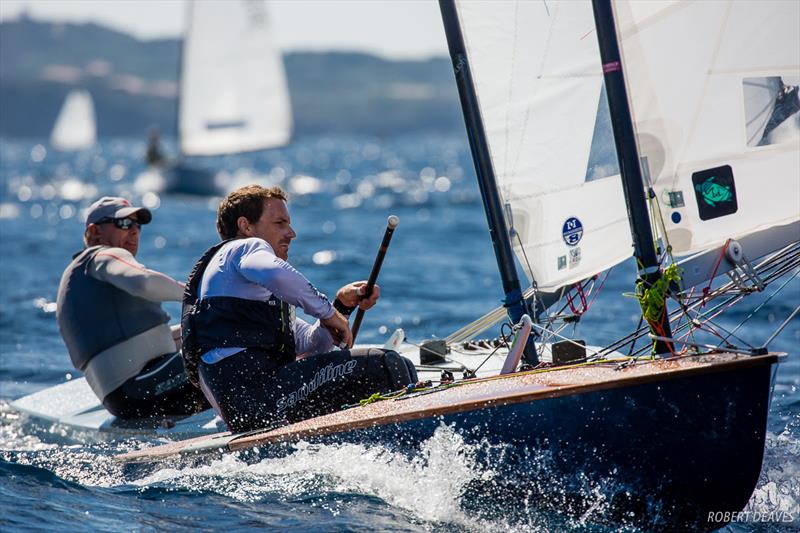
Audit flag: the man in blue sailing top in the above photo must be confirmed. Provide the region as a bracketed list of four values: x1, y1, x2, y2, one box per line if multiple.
[56, 196, 209, 419]
[182, 185, 417, 432]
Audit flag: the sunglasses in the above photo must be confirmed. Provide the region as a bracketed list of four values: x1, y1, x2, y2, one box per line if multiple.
[99, 217, 140, 230]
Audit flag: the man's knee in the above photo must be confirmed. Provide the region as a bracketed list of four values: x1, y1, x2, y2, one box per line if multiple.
[358, 348, 417, 389]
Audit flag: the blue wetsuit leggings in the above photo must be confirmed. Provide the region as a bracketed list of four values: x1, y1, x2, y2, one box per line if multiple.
[198, 348, 418, 433]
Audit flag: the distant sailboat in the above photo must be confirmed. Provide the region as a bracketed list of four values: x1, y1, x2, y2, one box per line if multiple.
[142, 0, 292, 196]
[50, 90, 96, 151]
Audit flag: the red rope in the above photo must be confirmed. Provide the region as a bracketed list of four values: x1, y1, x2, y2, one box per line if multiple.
[566, 281, 589, 316]
[585, 271, 610, 310]
[649, 310, 677, 357]
[701, 239, 731, 308]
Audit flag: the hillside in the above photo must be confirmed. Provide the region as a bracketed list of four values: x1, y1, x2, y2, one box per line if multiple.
[0, 15, 464, 138]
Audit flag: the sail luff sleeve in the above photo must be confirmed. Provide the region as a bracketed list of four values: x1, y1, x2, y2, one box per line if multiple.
[591, 0, 674, 352]
[439, 0, 537, 363]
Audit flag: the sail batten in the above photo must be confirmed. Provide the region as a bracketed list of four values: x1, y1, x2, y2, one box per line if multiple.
[179, 0, 292, 157]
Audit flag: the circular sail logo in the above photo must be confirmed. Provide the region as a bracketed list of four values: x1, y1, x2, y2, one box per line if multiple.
[562, 217, 583, 247]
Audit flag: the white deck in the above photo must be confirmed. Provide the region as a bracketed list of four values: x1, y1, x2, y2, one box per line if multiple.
[10, 340, 582, 438]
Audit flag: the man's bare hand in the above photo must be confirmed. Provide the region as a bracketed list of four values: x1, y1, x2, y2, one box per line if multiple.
[321, 310, 353, 348]
[336, 281, 380, 311]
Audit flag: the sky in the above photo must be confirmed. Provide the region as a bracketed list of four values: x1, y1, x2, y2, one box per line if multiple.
[0, 0, 449, 60]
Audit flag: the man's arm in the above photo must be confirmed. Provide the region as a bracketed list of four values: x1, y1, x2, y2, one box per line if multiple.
[238, 244, 334, 319]
[89, 248, 185, 302]
[238, 241, 352, 348]
[294, 317, 334, 357]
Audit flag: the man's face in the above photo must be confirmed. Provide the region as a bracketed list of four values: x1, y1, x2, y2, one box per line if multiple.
[246, 198, 296, 260]
[91, 215, 141, 256]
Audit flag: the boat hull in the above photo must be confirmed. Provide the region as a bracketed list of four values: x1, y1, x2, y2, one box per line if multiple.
[326, 359, 774, 530]
[165, 163, 220, 196]
[121, 354, 778, 530]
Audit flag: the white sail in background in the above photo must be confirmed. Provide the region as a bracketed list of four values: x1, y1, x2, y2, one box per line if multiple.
[179, 0, 292, 156]
[612, 0, 800, 256]
[453, 1, 632, 291]
[50, 90, 96, 151]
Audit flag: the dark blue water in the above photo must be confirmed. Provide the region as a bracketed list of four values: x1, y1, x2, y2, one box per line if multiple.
[1, 135, 797, 532]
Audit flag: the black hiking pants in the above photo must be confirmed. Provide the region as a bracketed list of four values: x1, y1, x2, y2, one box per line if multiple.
[198, 347, 418, 433]
[103, 352, 210, 419]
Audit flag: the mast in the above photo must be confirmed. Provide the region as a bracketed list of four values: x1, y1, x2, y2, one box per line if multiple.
[591, 0, 674, 354]
[439, 0, 538, 364]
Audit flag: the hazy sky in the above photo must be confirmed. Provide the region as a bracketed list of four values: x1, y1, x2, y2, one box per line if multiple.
[0, 0, 449, 59]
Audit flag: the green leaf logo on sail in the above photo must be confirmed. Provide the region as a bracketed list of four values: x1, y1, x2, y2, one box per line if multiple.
[695, 176, 733, 207]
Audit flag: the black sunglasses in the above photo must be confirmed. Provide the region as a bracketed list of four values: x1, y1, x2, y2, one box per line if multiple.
[99, 217, 140, 230]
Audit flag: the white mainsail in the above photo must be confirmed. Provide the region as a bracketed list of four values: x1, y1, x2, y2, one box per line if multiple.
[453, 1, 632, 292]
[50, 90, 96, 151]
[179, 0, 292, 156]
[612, 0, 800, 256]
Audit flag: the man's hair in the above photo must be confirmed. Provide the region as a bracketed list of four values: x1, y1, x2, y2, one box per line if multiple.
[216, 185, 288, 239]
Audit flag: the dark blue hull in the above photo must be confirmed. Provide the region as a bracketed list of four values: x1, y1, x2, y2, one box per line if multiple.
[303, 358, 777, 531]
[123, 355, 778, 530]
[165, 163, 221, 196]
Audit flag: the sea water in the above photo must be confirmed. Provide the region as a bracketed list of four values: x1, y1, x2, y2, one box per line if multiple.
[0, 135, 797, 532]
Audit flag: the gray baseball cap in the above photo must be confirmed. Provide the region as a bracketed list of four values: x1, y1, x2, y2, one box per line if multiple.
[85, 196, 152, 226]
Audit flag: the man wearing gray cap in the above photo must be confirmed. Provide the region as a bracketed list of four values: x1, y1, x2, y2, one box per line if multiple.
[56, 196, 208, 419]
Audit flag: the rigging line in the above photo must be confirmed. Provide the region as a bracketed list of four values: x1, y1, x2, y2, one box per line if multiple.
[647, 335, 758, 357]
[680, 287, 757, 348]
[632, 292, 755, 358]
[604, 262, 758, 358]
[695, 317, 756, 350]
[538, 319, 570, 350]
[692, 256, 796, 302]
[513, 229, 537, 301]
[626, 251, 796, 358]
[701, 238, 731, 306]
[762, 305, 800, 348]
[721, 269, 800, 344]
[627, 314, 645, 356]
[445, 285, 542, 344]
[697, 242, 799, 303]
[530, 322, 605, 360]
[470, 323, 512, 375]
[584, 269, 611, 311]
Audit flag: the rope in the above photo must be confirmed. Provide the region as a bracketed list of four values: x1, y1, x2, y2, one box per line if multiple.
[723, 269, 799, 344]
[635, 263, 682, 324]
[701, 238, 731, 307]
[566, 281, 588, 316]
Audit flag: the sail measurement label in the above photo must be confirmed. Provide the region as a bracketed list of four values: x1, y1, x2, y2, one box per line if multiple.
[692, 165, 738, 221]
[562, 217, 584, 246]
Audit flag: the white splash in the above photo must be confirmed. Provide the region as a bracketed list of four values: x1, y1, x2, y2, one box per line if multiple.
[132, 425, 503, 527]
[744, 430, 800, 517]
[0, 402, 58, 452]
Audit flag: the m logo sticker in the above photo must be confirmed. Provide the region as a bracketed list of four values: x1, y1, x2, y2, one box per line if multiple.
[692, 165, 738, 221]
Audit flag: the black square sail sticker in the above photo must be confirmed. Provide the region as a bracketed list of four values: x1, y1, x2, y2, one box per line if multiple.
[692, 165, 738, 221]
